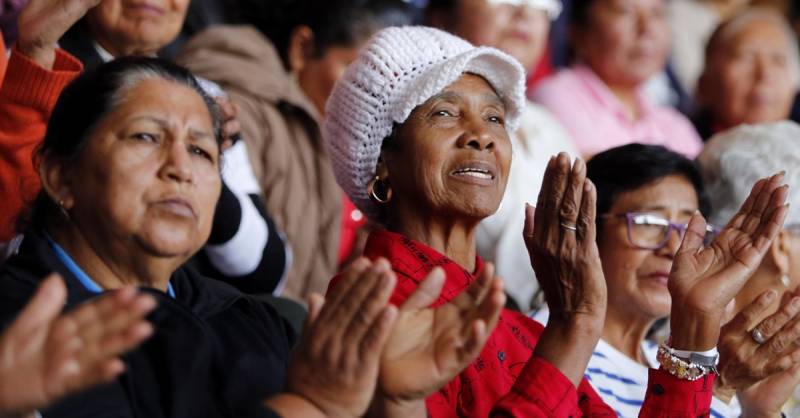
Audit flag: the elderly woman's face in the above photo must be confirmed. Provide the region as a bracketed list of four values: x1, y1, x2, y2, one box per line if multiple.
[445, 1, 551, 72]
[598, 175, 699, 319]
[66, 79, 221, 258]
[575, 0, 669, 87]
[383, 74, 512, 221]
[700, 19, 795, 129]
[87, 0, 190, 55]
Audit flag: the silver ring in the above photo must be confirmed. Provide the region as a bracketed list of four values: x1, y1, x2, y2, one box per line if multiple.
[751, 328, 766, 344]
[560, 222, 578, 232]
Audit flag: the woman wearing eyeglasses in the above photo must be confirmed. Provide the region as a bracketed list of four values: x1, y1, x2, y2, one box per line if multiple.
[532, 143, 800, 418]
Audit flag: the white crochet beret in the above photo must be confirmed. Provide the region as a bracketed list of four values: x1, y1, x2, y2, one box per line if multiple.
[325, 26, 526, 220]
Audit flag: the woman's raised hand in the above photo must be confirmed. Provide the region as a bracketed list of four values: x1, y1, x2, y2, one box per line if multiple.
[714, 288, 800, 415]
[523, 153, 605, 385]
[669, 173, 789, 351]
[524, 153, 606, 325]
[282, 258, 504, 418]
[0, 274, 156, 416]
[283, 258, 399, 418]
[379, 264, 504, 397]
[738, 364, 800, 418]
[365, 263, 504, 417]
[16, 0, 102, 68]
[717, 288, 800, 399]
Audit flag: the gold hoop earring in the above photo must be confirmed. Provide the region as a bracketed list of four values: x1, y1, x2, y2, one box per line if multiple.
[368, 176, 392, 204]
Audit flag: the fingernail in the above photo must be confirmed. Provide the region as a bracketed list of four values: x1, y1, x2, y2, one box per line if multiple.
[792, 297, 800, 309]
[374, 259, 389, 272]
[764, 290, 777, 301]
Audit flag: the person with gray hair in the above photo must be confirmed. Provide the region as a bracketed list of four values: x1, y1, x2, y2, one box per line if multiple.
[324, 24, 790, 418]
[698, 120, 800, 417]
[694, 8, 800, 139]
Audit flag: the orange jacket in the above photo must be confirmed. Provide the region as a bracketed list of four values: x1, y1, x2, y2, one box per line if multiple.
[0, 48, 82, 241]
[1, 36, 7, 81]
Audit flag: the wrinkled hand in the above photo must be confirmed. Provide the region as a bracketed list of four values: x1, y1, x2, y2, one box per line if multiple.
[286, 258, 399, 418]
[16, 0, 101, 68]
[524, 153, 605, 324]
[524, 153, 605, 386]
[715, 288, 800, 416]
[717, 288, 800, 398]
[0, 274, 156, 416]
[377, 263, 505, 402]
[738, 364, 800, 418]
[215, 97, 241, 151]
[669, 173, 789, 351]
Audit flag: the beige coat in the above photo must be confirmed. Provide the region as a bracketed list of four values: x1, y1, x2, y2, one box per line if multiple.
[178, 25, 342, 301]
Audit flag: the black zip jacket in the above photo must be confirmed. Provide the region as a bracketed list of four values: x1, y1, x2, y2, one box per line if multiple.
[0, 229, 294, 418]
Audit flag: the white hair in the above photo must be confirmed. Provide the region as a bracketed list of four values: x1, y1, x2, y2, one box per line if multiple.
[111, 67, 185, 107]
[698, 121, 800, 228]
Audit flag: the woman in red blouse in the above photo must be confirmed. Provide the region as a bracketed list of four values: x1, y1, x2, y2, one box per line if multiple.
[324, 26, 789, 418]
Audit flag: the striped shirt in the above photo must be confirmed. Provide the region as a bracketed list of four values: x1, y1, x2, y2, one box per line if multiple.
[530, 309, 740, 417]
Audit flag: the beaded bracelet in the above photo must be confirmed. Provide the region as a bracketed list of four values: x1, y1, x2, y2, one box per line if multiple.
[656, 343, 715, 381]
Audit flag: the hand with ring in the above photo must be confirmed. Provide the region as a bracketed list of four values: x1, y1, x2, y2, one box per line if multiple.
[668, 173, 789, 352]
[715, 287, 800, 413]
[523, 152, 606, 385]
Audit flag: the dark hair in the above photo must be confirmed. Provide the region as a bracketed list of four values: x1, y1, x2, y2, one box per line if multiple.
[424, 0, 457, 24]
[234, 0, 414, 69]
[20, 56, 221, 232]
[586, 143, 711, 237]
[570, 0, 599, 29]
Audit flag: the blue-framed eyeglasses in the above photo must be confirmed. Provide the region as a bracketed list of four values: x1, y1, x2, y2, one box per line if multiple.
[601, 212, 720, 250]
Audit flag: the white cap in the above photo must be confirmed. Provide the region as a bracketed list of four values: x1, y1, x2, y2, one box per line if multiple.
[325, 26, 526, 220]
[487, 0, 563, 19]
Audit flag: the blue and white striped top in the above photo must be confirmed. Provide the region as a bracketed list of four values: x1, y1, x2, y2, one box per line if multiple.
[530, 309, 740, 417]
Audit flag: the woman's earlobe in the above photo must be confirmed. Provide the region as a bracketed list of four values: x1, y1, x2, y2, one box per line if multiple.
[375, 156, 390, 179]
[38, 156, 74, 211]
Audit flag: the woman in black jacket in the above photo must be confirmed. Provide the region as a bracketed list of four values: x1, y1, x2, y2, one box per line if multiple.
[0, 56, 504, 418]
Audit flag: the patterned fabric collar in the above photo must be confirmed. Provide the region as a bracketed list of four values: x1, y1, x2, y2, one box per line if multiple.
[362, 229, 484, 307]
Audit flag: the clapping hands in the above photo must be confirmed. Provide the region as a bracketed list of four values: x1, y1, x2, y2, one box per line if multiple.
[284, 258, 505, 418]
[669, 173, 789, 351]
[0, 274, 155, 416]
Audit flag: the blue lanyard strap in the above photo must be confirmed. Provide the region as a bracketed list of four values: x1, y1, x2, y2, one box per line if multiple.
[45, 234, 175, 298]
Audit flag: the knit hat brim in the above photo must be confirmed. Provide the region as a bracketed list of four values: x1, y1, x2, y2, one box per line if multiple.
[392, 47, 526, 134]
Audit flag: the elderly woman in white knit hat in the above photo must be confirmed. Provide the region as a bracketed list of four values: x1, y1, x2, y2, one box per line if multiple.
[699, 121, 800, 418]
[325, 25, 790, 418]
[425, 0, 579, 311]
